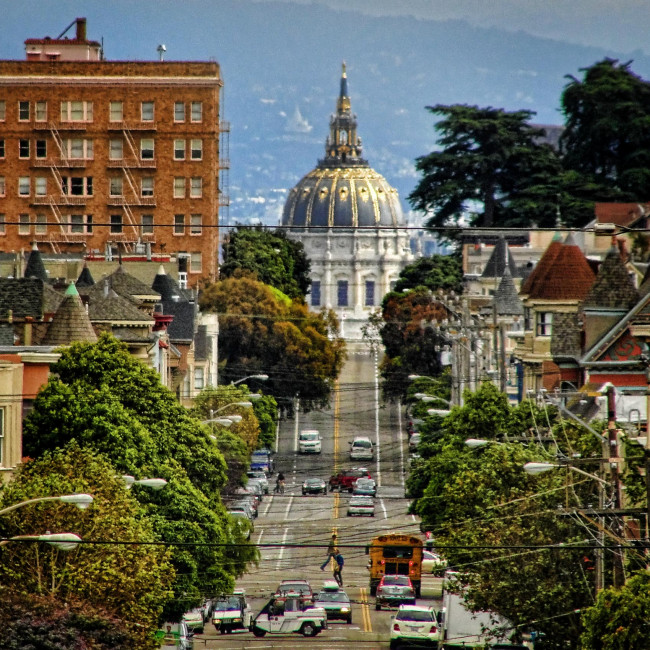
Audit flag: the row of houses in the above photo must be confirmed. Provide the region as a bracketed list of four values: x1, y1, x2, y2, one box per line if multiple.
[0, 244, 218, 481]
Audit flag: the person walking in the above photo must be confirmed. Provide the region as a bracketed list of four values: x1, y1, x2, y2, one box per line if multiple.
[275, 471, 285, 494]
[320, 533, 338, 571]
[333, 552, 344, 587]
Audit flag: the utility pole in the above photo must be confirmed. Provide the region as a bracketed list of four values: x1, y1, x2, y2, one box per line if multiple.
[607, 385, 625, 588]
[499, 321, 507, 393]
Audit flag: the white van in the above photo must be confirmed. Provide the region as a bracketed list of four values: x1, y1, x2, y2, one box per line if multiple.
[349, 436, 374, 460]
[299, 429, 322, 454]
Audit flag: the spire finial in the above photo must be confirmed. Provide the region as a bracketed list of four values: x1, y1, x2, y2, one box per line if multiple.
[342, 61, 346, 77]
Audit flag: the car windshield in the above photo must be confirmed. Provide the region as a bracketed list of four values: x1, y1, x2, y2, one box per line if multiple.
[316, 592, 349, 602]
[353, 440, 372, 448]
[301, 433, 319, 440]
[382, 576, 410, 586]
[214, 597, 241, 611]
[351, 496, 373, 504]
[279, 583, 310, 594]
[306, 479, 322, 484]
[397, 609, 434, 622]
[356, 479, 374, 486]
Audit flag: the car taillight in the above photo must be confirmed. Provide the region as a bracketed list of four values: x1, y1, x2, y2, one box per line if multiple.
[380, 560, 385, 565]
[430, 625, 438, 633]
[393, 623, 400, 631]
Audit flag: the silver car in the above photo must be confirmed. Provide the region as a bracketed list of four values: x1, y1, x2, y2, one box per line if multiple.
[247, 470, 270, 494]
[347, 495, 375, 517]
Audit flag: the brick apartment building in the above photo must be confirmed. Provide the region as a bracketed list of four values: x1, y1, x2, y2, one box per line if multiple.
[0, 18, 224, 286]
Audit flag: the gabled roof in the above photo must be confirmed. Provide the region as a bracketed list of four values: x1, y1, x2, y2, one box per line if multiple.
[96, 265, 160, 302]
[41, 283, 97, 346]
[481, 238, 521, 279]
[595, 202, 650, 229]
[521, 234, 595, 301]
[0, 278, 63, 320]
[151, 265, 195, 341]
[583, 246, 639, 311]
[23, 243, 48, 281]
[493, 267, 523, 316]
[87, 288, 154, 324]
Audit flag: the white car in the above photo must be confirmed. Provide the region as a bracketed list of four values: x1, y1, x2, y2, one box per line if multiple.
[251, 593, 327, 637]
[212, 590, 252, 634]
[349, 436, 374, 461]
[247, 470, 270, 494]
[347, 495, 375, 517]
[389, 605, 442, 650]
[299, 429, 322, 454]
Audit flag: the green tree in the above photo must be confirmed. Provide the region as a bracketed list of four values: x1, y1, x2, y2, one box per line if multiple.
[392, 254, 464, 295]
[409, 104, 563, 230]
[220, 226, 311, 299]
[200, 275, 345, 411]
[0, 446, 174, 648]
[580, 571, 650, 649]
[561, 59, 650, 199]
[21, 335, 256, 621]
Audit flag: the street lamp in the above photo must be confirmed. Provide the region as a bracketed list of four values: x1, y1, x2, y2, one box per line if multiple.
[523, 462, 609, 486]
[231, 374, 268, 386]
[122, 475, 168, 491]
[0, 532, 83, 551]
[414, 393, 452, 407]
[0, 494, 93, 516]
[465, 438, 492, 449]
[212, 401, 253, 413]
[427, 408, 451, 417]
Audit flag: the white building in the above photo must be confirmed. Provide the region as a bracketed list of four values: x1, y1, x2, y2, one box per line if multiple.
[282, 64, 413, 341]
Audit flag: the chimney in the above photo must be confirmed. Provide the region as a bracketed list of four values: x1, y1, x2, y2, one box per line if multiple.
[76, 17, 87, 41]
[24, 316, 34, 346]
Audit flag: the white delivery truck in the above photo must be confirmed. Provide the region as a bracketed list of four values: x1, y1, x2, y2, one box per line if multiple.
[298, 429, 322, 454]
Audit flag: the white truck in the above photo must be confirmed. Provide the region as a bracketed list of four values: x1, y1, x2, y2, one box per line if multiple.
[298, 429, 322, 454]
[251, 593, 328, 637]
[211, 590, 252, 634]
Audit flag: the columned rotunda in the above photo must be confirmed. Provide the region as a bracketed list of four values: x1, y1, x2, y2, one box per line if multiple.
[282, 64, 413, 341]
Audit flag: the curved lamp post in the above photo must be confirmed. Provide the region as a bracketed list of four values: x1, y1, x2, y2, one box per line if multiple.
[231, 374, 268, 386]
[0, 532, 83, 551]
[122, 476, 168, 491]
[414, 393, 452, 407]
[427, 408, 451, 417]
[523, 461, 609, 485]
[0, 494, 93, 516]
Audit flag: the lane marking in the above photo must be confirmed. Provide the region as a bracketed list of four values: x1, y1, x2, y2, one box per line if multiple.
[360, 586, 372, 632]
[284, 495, 294, 521]
[397, 398, 405, 488]
[274, 417, 280, 454]
[293, 397, 300, 453]
[256, 528, 264, 546]
[262, 497, 273, 517]
[333, 380, 340, 472]
[380, 498, 388, 519]
[333, 491, 340, 519]
[373, 349, 381, 486]
[275, 527, 289, 571]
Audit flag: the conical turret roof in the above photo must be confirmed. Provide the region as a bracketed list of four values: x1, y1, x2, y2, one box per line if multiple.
[481, 238, 521, 278]
[24, 242, 47, 281]
[76, 263, 95, 288]
[493, 267, 524, 316]
[583, 245, 639, 310]
[42, 283, 97, 345]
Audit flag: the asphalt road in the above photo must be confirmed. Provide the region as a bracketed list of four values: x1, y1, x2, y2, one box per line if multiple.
[193, 350, 442, 649]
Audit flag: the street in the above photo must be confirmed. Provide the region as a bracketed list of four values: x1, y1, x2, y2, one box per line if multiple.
[192, 350, 442, 649]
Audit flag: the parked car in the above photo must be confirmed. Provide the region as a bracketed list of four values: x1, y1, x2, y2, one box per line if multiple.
[347, 495, 375, 517]
[409, 432, 421, 453]
[156, 622, 193, 650]
[352, 477, 377, 497]
[228, 510, 253, 540]
[227, 502, 255, 521]
[375, 575, 416, 610]
[246, 478, 266, 500]
[182, 607, 204, 634]
[247, 470, 270, 494]
[422, 549, 446, 575]
[212, 590, 252, 634]
[349, 436, 374, 461]
[273, 579, 314, 605]
[329, 467, 371, 492]
[389, 604, 442, 649]
[313, 581, 352, 624]
[250, 593, 327, 637]
[302, 477, 327, 495]
[298, 429, 322, 454]
[251, 449, 274, 475]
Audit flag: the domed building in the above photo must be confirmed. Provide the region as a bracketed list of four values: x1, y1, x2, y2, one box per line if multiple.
[282, 64, 413, 341]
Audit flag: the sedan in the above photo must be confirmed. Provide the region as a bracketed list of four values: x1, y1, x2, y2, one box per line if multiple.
[389, 605, 441, 649]
[422, 549, 446, 575]
[347, 495, 375, 517]
[375, 575, 416, 610]
[273, 579, 314, 605]
[352, 477, 377, 497]
[409, 432, 421, 453]
[302, 477, 327, 495]
[313, 583, 352, 624]
[247, 470, 270, 494]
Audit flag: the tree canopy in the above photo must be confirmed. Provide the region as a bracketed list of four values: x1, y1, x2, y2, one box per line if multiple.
[392, 254, 463, 295]
[220, 226, 311, 299]
[200, 275, 345, 411]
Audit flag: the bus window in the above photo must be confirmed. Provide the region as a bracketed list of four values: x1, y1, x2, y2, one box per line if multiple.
[383, 546, 413, 559]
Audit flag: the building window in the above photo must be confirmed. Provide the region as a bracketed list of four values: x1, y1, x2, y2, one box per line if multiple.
[60, 100, 93, 122]
[35, 214, 47, 234]
[110, 214, 123, 234]
[18, 177, 30, 196]
[110, 177, 123, 196]
[35, 177, 47, 196]
[141, 177, 154, 197]
[337, 280, 348, 307]
[0, 101, 5, 121]
[0, 177, 4, 197]
[19, 139, 30, 158]
[311, 280, 321, 307]
[62, 176, 93, 196]
[19, 100, 30, 121]
[174, 139, 185, 160]
[190, 214, 202, 235]
[190, 252, 202, 273]
[173, 177, 185, 198]
[140, 138, 154, 160]
[141, 214, 154, 235]
[66, 138, 93, 160]
[174, 214, 185, 235]
[174, 102, 185, 122]
[191, 101, 203, 122]
[190, 177, 202, 198]
[194, 367, 204, 390]
[141, 101, 154, 121]
[109, 101, 123, 122]
[70, 214, 93, 234]
[190, 139, 202, 160]
[36, 139, 47, 159]
[0, 214, 5, 235]
[19, 214, 30, 235]
[35, 101, 47, 122]
[536, 312, 553, 337]
[109, 139, 123, 160]
[365, 280, 375, 307]
[0, 140, 4, 158]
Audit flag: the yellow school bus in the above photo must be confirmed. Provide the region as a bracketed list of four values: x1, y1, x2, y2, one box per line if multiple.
[366, 533, 423, 597]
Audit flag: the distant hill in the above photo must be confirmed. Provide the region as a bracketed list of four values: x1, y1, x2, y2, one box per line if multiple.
[4, 0, 650, 224]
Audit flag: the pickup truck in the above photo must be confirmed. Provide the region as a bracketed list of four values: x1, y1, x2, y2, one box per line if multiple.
[251, 594, 327, 637]
[328, 467, 371, 492]
[211, 590, 252, 634]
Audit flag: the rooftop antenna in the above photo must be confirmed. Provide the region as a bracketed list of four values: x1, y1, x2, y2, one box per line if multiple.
[157, 44, 166, 62]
